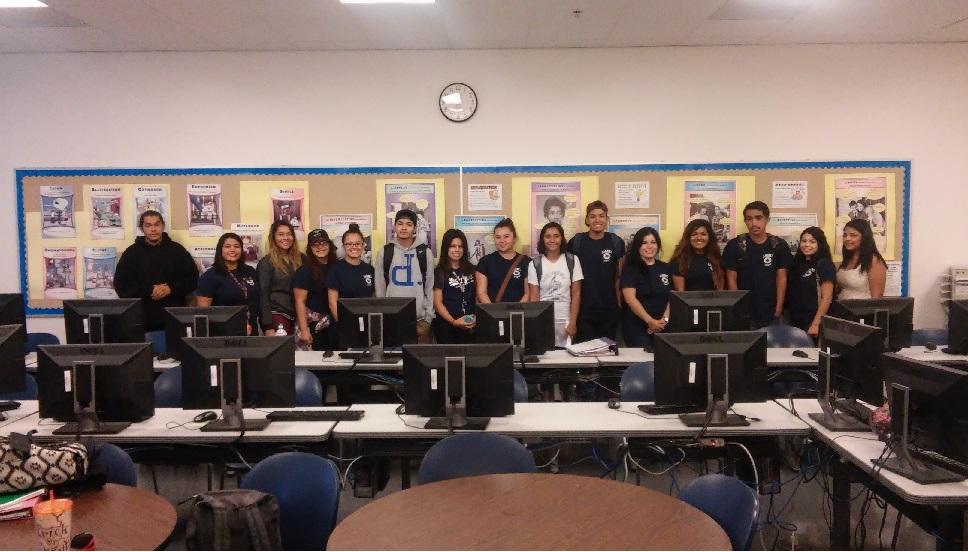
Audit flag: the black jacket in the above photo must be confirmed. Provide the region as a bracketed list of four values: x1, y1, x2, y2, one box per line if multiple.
[113, 233, 198, 331]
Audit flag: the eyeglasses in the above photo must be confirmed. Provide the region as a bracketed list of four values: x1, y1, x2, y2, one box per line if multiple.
[310, 242, 330, 247]
[344, 242, 364, 247]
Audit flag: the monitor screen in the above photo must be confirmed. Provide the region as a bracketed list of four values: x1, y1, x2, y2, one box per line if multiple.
[818, 315, 884, 407]
[829, 297, 914, 351]
[0, 294, 26, 344]
[0, 324, 26, 395]
[945, 299, 968, 355]
[336, 298, 416, 350]
[62, 299, 144, 345]
[403, 343, 515, 419]
[180, 336, 295, 409]
[666, 291, 751, 333]
[474, 302, 555, 355]
[163, 306, 247, 360]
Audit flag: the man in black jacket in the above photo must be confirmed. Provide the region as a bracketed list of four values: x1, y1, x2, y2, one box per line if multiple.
[114, 211, 198, 331]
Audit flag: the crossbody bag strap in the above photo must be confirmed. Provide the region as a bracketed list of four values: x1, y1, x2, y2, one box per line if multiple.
[494, 254, 524, 303]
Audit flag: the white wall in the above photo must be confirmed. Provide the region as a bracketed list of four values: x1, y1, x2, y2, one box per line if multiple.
[2, 43, 966, 338]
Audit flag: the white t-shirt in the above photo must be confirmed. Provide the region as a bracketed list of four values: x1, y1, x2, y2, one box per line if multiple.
[528, 254, 584, 345]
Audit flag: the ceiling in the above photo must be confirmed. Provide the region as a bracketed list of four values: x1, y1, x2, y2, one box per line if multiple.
[1, 0, 967, 54]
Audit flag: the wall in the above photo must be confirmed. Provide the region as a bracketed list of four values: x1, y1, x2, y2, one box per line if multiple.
[2, 43, 966, 337]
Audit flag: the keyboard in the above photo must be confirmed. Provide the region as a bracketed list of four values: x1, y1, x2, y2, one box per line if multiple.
[266, 410, 365, 422]
[337, 351, 402, 364]
[638, 404, 701, 415]
[913, 449, 968, 477]
[933, 360, 968, 370]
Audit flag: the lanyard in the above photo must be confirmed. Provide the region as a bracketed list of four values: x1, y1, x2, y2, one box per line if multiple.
[226, 269, 249, 301]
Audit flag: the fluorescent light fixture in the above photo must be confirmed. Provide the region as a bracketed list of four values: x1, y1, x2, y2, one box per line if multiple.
[341, 0, 433, 4]
[0, 0, 47, 7]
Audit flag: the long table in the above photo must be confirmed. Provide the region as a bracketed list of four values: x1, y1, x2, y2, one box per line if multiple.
[0, 400, 39, 428]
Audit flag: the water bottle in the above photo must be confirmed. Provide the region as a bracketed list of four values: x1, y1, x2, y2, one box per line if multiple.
[276, 323, 287, 336]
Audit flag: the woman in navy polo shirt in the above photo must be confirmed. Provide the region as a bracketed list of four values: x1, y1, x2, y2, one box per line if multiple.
[788, 226, 836, 338]
[195, 232, 260, 334]
[475, 218, 532, 304]
[669, 218, 724, 291]
[620, 227, 672, 350]
[432, 228, 477, 344]
[326, 223, 376, 323]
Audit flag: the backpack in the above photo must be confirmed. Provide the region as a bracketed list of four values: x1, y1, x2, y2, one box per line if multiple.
[533, 252, 576, 284]
[382, 243, 429, 292]
[735, 233, 783, 269]
[185, 489, 282, 551]
[571, 232, 623, 259]
[0, 433, 89, 493]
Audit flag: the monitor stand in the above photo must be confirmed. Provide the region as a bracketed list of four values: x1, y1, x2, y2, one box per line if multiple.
[362, 313, 399, 365]
[200, 359, 270, 432]
[424, 356, 490, 431]
[807, 349, 870, 431]
[53, 361, 129, 435]
[679, 354, 749, 427]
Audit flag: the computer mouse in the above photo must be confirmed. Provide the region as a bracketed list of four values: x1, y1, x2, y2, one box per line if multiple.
[193, 411, 218, 423]
[607, 398, 621, 410]
[925, 342, 937, 351]
[792, 349, 810, 358]
[324, 350, 334, 358]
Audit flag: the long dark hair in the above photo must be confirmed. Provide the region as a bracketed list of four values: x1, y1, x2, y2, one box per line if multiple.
[436, 228, 474, 275]
[670, 219, 723, 290]
[795, 226, 833, 265]
[304, 231, 337, 286]
[213, 232, 245, 274]
[624, 227, 662, 272]
[536, 222, 566, 256]
[840, 219, 884, 273]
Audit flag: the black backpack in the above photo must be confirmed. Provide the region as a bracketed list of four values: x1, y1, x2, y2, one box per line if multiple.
[185, 489, 282, 551]
[735, 233, 783, 269]
[533, 252, 576, 283]
[382, 243, 429, 292]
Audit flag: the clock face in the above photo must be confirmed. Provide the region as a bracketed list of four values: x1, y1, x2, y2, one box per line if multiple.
[439, 83, 477, 122]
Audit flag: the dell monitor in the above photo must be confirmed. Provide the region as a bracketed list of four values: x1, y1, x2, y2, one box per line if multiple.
[163, 306, 247, 360]
[810, 315, 884, 432]
[403, 343, 514, 431]
[180, 336, 295, 432]
[0, 294, 26, 344]
[666, 291, 751, 333]
[36, 342, 154, 435]
[0, 325, 26, 418]
[62, 299, 144, 345]
[653, 331, 769, 427]
[943, 299, 968, 355]
[829, 297, 914, 351]
[337, 298, 417, 362]
[475, 301, 555, 358]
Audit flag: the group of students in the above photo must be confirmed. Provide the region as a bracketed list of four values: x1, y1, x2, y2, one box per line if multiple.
[111, 198, 889, 351]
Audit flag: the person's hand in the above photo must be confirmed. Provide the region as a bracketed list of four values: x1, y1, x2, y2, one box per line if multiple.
[246, 323, 252, 336]
[807, 322, 820, 337]
[565, 321, 577, 339]
[264, 328, 276, 337]
[774, 309, 784, 320]
[150, 284, 171, 300]
[646, 317, 666, 334]
[299, 328, 312, 345]
[451, 317, 474, 331]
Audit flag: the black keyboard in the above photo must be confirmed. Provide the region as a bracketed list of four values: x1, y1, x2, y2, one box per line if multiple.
[338, 351, 402, 362]
[266, 410, 364, 422]
[638, 404, 701, 415]
[913, 450, 968, 477]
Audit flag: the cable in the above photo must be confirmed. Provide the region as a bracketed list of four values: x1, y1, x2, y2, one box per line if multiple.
[394, 403, 427, 430]
[534, 447, 561, 469]
[626, 447, 685, 475]
[726, 441, 759, 495]
[340, 455, 364, 490]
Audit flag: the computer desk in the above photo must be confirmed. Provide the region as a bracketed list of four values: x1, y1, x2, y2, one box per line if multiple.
[0, 400, 38, 428]
[896, 346, 968, 364]
[25, 351, 182, 373]
[598, 347, 820, 367]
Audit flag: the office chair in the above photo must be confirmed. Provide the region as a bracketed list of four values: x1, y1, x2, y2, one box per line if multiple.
[153, 366, 183, 408]
[87, 442, 137, 487]
[764, 325, 814, 348]
[417, 433, 536, 485]
[0, 373, 37, 401]
[678, 474, 759, 551]
[241, 452, 340, 550]
[25, 332, 59, 353]
[294, 367, 323, 406]
[513, 369, 528, 403]
[912, 328, 947, 347]
[620, 362, 655, 402]
[144, 330, 166, 356]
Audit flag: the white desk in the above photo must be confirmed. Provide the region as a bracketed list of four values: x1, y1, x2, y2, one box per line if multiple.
[25, 352, 181, 373]
[295, 349, 599, 371]
[598, 347, 819, 367]
[0, 400, 39, 429]
[896, 346, 968, 364]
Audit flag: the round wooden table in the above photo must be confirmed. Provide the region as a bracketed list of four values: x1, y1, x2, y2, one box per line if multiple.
[328, 473, 732, 550]
[6, 484, 176, 551]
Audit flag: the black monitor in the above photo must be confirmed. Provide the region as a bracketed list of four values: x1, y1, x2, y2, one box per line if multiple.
[62, 299, 144, 345]
[653, 331, 769, 427]
[943, 299, 968, 355]
[0, 294, 26, 344]
[163, 306, 247, 360]
[809, 315, 884, 432]
[829, 297, 914, 351]
[36, 343, 154, 435]
[180, 336, 295, 432]
[666, 291, 751, 333]
[876, 353, 968, 484]
[0, 325, 26, 418]
[403, 343, 514, 431]
[474, 302, 555, 357]
[337, 298, 416, 362]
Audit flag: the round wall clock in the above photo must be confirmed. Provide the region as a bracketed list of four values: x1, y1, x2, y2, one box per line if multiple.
[439, 83, 478, 122]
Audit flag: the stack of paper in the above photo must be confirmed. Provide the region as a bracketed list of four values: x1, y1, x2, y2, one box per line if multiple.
[0, 488, 46, 521]
[565, 337, 617, 357]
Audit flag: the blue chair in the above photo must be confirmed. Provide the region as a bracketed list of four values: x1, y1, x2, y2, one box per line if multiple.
[294, 367, 323, 406]
[88, 442, 138, 487]
[145, 330, 166, 356]
[241, 452, 340, 550]
[0, 373, 37, 400]
[764, 325, 814, 348]
[620, 362, 655, 402]
[417, 433, 536, 485]
[912, 328, 947, 347]
[25, 332, 59, 354]
[153, 366, 183, 407]
[513, 369, 528, 403]
[678, 474, 759, 550]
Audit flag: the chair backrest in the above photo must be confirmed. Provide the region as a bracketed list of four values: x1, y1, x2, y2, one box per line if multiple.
[678, 474, 759, 551]
[0, 373, 38, 401]
[153, 366, 183, 408]
[295, 367, 323, 407]
[241, 452, 340, 550]
[145, 330, 166, 355]
[912, 328, 948, 347]
[764, 325, 814, 348]
[620, 362, 655, 402]
[88, 442, 138, 487]
[513, 369, 528, 403]
[417, 433, 536, 485]
[25, 332, 59, 354]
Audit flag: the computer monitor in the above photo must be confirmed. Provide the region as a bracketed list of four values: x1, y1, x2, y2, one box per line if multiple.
[829, 297, 914, 351]
[809, 315, 884, 432]
[163, 306, 247, 360]
[666, 291, 751, 333]
[0, 294, 26, 344]
[876, 353, 968, 484]
[653, 331, 769, 427]
[0, 325, 26, 418]
[180, 336, 295, 432]
[337, 298, 417, 362]
[403, 343, 514, 431]
[943, 299, 968, 355]
[36, 343, 154, 435]
[474, 302, 555, 357]
[62, 299, 144, 345]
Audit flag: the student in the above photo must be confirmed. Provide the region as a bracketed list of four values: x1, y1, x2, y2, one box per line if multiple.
[620, 227, 672, 350]
[475, 218, 532, 304]
[837, 218, 887, 300]
[567, 200, 625, 342]
[375, 209, 435, 344]
[787, 227, 836, 338]
[257, 220, 303, 336]
[195, 232, 260, 335]
[432, 229, 477, 344]
[114, 210, 198, 332]
[326, 223, 376, 322]
[722, 201, 793, 328]
[669, 218, 724, 291]
[528, 222, 583, 346]
[293, 229, 338, 351]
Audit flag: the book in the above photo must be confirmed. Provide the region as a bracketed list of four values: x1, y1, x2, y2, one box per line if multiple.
[565, 337, 618, 357]
[0, 488, 46, 513]
[0, 508, 33, 521]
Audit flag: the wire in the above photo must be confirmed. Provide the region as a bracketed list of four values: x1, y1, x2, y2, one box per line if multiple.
[340, 455, 364, 490]
[534, 447, 561, 469]
[394, 404, 426, 430]
[726, 441, 759, 495]
[626, 447, 686, 475]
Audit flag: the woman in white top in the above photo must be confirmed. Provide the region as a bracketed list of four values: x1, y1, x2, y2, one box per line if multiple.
[527, 222, 584, 346]
[837, 219, 886, 299]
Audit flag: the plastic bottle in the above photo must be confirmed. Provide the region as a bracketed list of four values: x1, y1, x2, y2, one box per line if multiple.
[276, 323, 287, 336]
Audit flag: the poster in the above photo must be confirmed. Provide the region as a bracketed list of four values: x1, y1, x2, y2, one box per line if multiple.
[467, 184, 502, 211]
[383, 183, 437, 248]
[40, 185, 76, 239]
[531, 181, 581, 256]
[43, 247, 77, 300]
[833, 176, 890, 256]
[319, 214, 373, 263]
[769, 213, 819, 255]
[684, 180, 736, 250]
[230, 223, 264, 268]
[82, 247, 117, 299]
[772, 181, 808, 209]
[187, 184, 223, 237]
[885, 261, 902, 297]
[191, 246, 216, 275]
[615, 181, 650, 209]
[132, 185, 170, 235]
[608, 214, 662, 252]
[87, 185, 124, 240]
[269, 188, 307, 240]
[454, 215, 504, 265]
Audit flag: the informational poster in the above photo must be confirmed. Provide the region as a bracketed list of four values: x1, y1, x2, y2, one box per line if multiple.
[43, 247, 77, 299]
[467, 184, 502, 211]
[615, 181, 650, 209]
[40, 185, 76, 239]
[454, 215, 504, 265]
[772, 181, 808, 209]
[132, 185, 170, 235]
[191, 246, 216, 275]
[832, 175, 892, 257]
[769, 213, 819, 255]
[383, 183, 437, 248]
[187, 183, 223, 237]
[319, 214, 373, 264]
[82, 247, 117, 299]
[684, 180, 736, 250]
[230, 223, 264, 268]
[885, 261, 903, 297]
[269, 188, 307, 240]
[531, 181, 581, 256]
[87, 185, 124, 240]
[608, 214, 661, 252]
